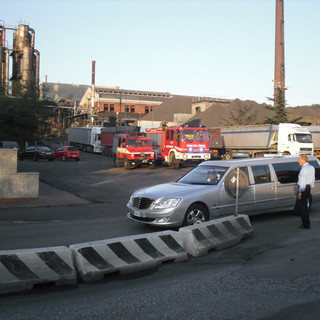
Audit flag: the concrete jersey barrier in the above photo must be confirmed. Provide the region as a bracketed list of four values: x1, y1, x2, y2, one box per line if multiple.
[0, 246, 77, 294]
[70, 230, 187, 282]
[179, 214, 253, 257]
[0, 217, 253, 294]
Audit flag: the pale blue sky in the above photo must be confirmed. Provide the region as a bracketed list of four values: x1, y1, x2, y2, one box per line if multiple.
[2, 0, 320, 107]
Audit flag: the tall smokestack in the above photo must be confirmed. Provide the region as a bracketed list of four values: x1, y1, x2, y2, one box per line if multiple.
[274, 0, 285, 106]
[90, 60, 96, 122]
[91, 60, 95, 86]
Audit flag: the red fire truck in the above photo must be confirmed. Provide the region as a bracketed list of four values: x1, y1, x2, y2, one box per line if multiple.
[146, 125, 210, 168]
[114, 134, 155, 170]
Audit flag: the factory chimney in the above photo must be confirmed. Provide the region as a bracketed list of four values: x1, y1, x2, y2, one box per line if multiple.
[274, 0, 285, 106]
[91, 60, 95, 86]
[90, 60, 96, 123]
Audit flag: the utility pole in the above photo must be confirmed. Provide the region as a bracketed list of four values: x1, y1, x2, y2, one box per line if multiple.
[274, 0, 285, 107]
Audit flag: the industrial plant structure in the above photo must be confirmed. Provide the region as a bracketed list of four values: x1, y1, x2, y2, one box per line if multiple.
[0, 23, 40, 96]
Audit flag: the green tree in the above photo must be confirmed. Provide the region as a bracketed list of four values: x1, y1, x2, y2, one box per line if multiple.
[107, 114, 117, 127]
[0, 85, 55, 148]
[264, 87, 301, 124]
[264, 87, 288, 124]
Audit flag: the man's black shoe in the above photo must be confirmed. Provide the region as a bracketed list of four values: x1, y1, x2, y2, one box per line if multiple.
[299, 225, 310, 229]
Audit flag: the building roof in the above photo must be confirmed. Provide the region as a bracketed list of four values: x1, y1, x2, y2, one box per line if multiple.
[142, 95, 195, 122]
[96, 87, 171, 103]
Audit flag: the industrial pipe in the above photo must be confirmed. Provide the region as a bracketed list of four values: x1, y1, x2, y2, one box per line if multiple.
[34, 49, 40, 95]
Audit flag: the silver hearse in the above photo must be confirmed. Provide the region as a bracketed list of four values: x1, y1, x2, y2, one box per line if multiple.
[127, 156, 320, 227]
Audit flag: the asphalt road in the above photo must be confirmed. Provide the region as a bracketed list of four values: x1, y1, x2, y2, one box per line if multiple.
[0, 152, 320, 320]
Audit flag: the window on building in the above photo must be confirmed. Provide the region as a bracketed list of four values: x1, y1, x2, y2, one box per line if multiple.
[130, 105, 135, 113]
[196, 106, 201, 113]
[125, 105, 130, 113]
[104, 104, 109, 112]
[145, 106, 150, 114]
[110, 104, 114, 112]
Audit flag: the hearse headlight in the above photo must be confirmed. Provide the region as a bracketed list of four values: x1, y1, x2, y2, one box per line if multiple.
[154, 198, 181, 209]
[188, 147, 193, 152]
[128, 194, 134, 204]
[199, 147, 204, 152]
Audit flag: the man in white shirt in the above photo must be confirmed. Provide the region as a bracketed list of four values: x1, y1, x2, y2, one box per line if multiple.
[297, 154, 315, 229]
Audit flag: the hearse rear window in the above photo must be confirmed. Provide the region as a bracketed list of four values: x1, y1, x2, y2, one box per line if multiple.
[310, 161, 320, 180]
[272, 160, 320, 184]
[251, 165, 271, 184]
[272, 162, 299, 184]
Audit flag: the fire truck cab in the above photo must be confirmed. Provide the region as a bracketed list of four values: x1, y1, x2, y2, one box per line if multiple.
[114, 135, 155, 170]
[146, 126, 210, 168]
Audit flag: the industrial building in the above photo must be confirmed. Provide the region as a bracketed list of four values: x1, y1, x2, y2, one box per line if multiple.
[0, 23, 40, 95]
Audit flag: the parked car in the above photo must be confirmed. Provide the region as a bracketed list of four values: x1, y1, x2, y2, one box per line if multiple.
[19, 146, 55, 161]
[127, 156, 320, 227]
[0, 141, 20, 152]
[54, 146, 80, 161]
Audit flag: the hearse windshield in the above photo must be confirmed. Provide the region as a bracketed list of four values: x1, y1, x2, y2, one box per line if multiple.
[177, 165, 228, 185]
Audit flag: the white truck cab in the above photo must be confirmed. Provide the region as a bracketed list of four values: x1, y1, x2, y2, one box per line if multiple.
[277, 123, 313, 156]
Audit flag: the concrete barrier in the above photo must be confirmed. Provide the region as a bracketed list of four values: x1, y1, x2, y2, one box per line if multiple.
[179, 214, 253, 257]
[0, 173, 39, 198]
[0, 149, 39, 199]
[0, 149, 17, 174]
[0, 246, 77, 294]
[70, 230, 187, 282]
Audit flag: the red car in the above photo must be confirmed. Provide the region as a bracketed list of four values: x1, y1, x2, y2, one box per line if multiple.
[54, 146, 80, 161]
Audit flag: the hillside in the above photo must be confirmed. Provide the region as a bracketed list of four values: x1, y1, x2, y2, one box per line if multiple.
[182, 100, 320, 127]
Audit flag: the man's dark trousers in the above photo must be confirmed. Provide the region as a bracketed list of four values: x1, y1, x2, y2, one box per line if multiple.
[298, 185, 311, 228]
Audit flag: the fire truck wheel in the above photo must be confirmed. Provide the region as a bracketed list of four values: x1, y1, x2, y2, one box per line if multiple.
[124, 159, 131, 170]
[148, 163, 155, 169]
[182, 203, 209, 226]
[170, 153, 181, 169]
[223, 151, 232, 160]
[115, 157, 121, 167]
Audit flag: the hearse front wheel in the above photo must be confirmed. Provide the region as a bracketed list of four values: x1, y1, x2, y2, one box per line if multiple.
[182, 203, 209, 226]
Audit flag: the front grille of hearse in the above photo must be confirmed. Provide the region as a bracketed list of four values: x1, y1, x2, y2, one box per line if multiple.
[132, 197, 154, 209]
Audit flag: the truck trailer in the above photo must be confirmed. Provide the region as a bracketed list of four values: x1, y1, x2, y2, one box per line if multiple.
[218, 123, 313, 160]
[68, 126, 104, 153]
[207, 128, 224, 159]
[305, 126, 320, 158]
